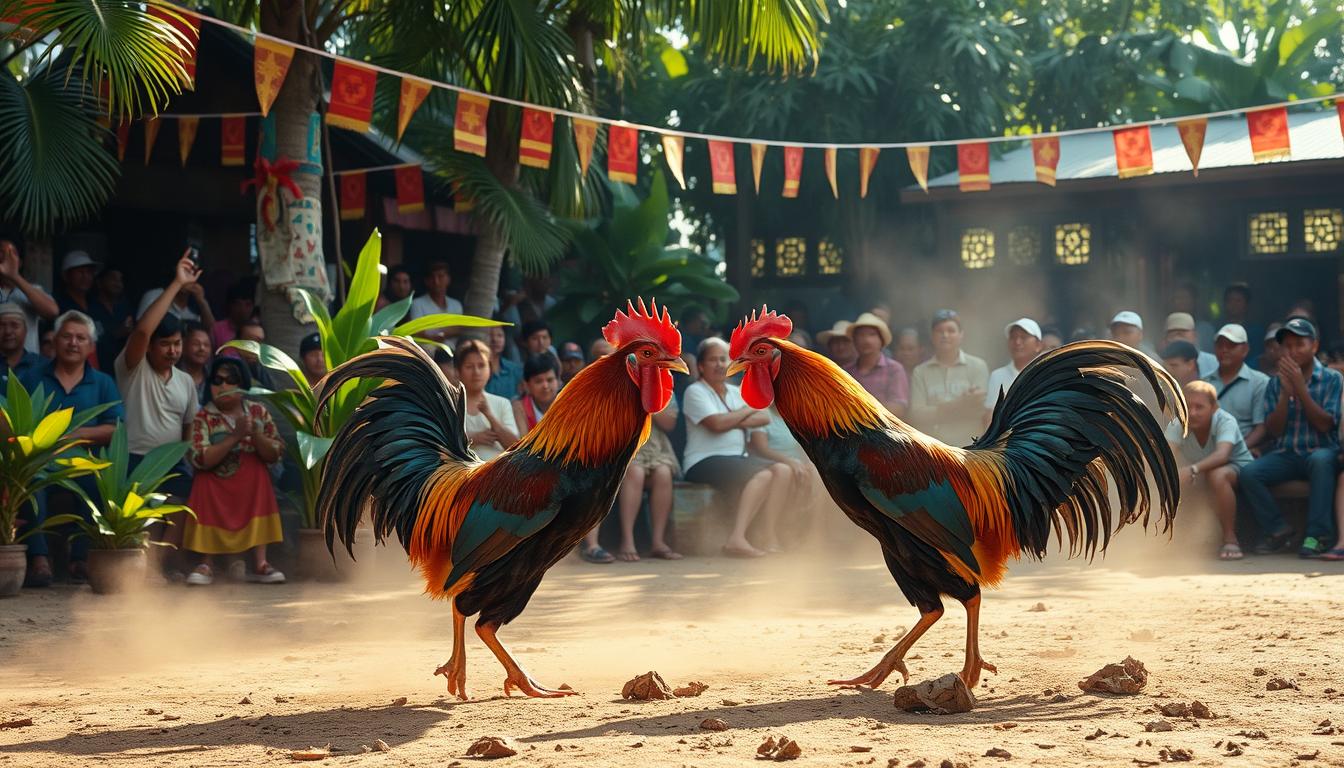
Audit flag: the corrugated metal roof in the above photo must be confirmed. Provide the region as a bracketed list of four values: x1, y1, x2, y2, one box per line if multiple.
[923, 109, 1344, 188]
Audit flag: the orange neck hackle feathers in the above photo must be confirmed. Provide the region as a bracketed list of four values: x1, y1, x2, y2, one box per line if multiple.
[603, 297, 680, 358]
[771, 340, 894, 438]
[729, 305, 793, 360]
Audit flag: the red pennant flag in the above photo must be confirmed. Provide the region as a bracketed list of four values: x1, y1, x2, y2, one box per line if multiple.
[1338, 101, 1343, 139]
[338, 172, 365, 220]
[708, 140, 736, 194]
[782, 146, 803, 198]
[1247, 106, 1290, 162]
[221, 115, 246, 167]
[452, 181, 474, 213]
[957, 142, 990, 192]
[573, 118, 597, 177]
[150, 5, 200, 90]
[1112, 125, 1153, 179]
[519, 108, 554, 169]
[859, 147, 879, 198]
[395, 165, 425, 214]
[178, 116, 199, 166]
[253, 39, 294, 118]
[823, 148, 839, 198]
[1176, 119, 1207, 176]
[661, 135, 686, 189]
[454, 93, 489, 156]
[144, 118, 161, 165]
[608, 124, 638, 184]
[327, 60, 377, 133]
[907, 146, 930, 193]
[115, 122, 129, 162]
[1031, 137, 1059, 186]
[397, 77, 431, 141]
[751, 143, 766, 194]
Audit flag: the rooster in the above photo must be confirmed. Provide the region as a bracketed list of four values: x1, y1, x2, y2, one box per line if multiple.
[315, 300, 686, 699]
[727, 308, 1185, 688]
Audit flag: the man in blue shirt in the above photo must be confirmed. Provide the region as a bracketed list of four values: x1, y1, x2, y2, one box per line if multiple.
[0, 303, 43, 392]
[1236, 318, 1341, 558]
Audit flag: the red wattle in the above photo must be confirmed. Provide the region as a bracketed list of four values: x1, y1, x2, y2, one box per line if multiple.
[741, 363, 775, 409]
[639, 363, 672, 413]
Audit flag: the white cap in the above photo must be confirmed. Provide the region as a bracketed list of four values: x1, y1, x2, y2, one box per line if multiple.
[1110, 310, 1143, 330]
[1004, 318, 1042, 340]
[61, 250, 97, 272]
[1215, 323, 1248, 345]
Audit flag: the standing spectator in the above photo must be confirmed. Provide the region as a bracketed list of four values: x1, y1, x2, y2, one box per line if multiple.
[1168, 281, 1215, 351]
[1222, 284, 1262, 360]
[1203, 324, 1269, 452]
[1166, 381, 1253, 560]
[1164, 312, 1217, 378]
[38, 323, 54, 359]
[376, 265, 414, 311]
[179, 320, 212, 400]
[893, 327, 925, 374]
[0, 303, 42, 391]
[1237, 318, 1342, 557]
[299, 332, 325, 386]
[211, 280, 256, 348]
[843, 312, 908, 417]
[182, 357, 286, 585]
[558, 342, 585, 385]
[55, 250, 98, 316]
[456, 339, 519, 460]
[984, 318, 1043, 423]
[1161, 341, 1201, 386]
[137, 270, 215, 329]
[407, 261, 463, 344]
[1040, 325, 1064, 353]
[90, 268, 134, 371]
[0, 239, 59, 353]
[485, 324, 523, 398]
[909, 309, 989, 445]
[515, 274, 556, 325]
[817, 321, 857, 368]
[513, 352, 561, 436]
[1108, 310, 1153, 355]
[233, 318, 276, 391]
[518, 320, 554, 359]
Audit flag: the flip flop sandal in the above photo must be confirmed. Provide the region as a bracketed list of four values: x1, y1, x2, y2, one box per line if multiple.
[649, 548, 684, 560]
[1218, 544, 1244, 561]
[579, 546, 615, 564]
[1319, 548, 1344, 561]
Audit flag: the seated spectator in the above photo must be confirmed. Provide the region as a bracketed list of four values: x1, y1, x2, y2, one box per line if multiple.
[212, 280, 256, 348]
[0, 303, 42, 391]
[681, 337, 791, 558]
[484, 324, 523, 398]
[1108, 310, 1153, 355]
[584, 399, 682, 563]
[984, 318, 1043, 424]
[407, 261, 464, 344]
[679, 305, 712, 353]
[299, 332, 325, 386]
[1164, 312, 1217, 378]
[1166, 381, 1254, 560]
[750, 404, 819, 545]
[376, 265, 413, 312]
[1221, 283, 1262, 360]
[558, 341, 585, 385]
[19, 310, 123, 585]
[1161, 340, 1201, 386]
[1040, 325, 1063, 353]
[788, 329, 813, 350]
[0, 239, 59, 353]
[456, 339, 519, 460]
[1204, 324, 1269, 453]
[909, 309, 989, 445]
[893, 327, 925, 374]
[1068, 326, 1096, 344]
[1168, 281, 1215, 350]
[233, 318, 276, 391]
[1255, 323, 1283, 373]
[518, 320, 554, 359]
[1237, 318, 1341, 558]
[179, 320, 212, 400]
[1324, 341, 1344, 376]
[182, 357, 286, 586]
[90, 267, 133, 371]
[432, 346, 459, 388]
[843, 312, 908, 417]
[817, 321, 857, 368]
[588, 338, 615, 361]
[513, 352, 561, 435]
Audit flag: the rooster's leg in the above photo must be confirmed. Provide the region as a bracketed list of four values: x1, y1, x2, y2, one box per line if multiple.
[476, 621, 578, 698]
[958, 593, 997, 688]
[828, 607, 943, 689]
[434, 605, 469, 700]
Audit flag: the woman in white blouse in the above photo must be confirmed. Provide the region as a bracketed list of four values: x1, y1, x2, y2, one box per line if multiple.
[455, 339, 519, 460]
[682, 337, 793, 557]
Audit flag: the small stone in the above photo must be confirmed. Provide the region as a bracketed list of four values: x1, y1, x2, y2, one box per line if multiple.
[1049, 693, 1068, 703]
[289, 746, 330, 761]
[1297, 750, 1320, 760]
[161, 715, 180, 722]
[373, 739, 390, 752]
[622, 672, 675, 701]
[1027, 602, 1047, 612]
[993, 722, 1017, 731]
[1252, 667, 1267, 676]
[1235, 729, 1267, 739]
[390, 697, 407, 707]
[757, 735, 802, 761]
[1144, 720, 1174, 732]
[1158, 747, 1192, 762]
[1189, 701, 1213, 719]
[673, 681, 709, 698]
[1084, 729, 1106, 741]
[721, 699, 741, 707]
[1265, 677, 1298, 691]
[466, 736, 518, 758]
[238, 697, 252, 705]
[984, 747, 1011, 758]
[892, 673, 977, 714]
[1156, 702, 1189, 718]
[144, 709, 162, 716]
[700, 718, 729, 732]
[1078, 656, 1148, 695]
[850, 745, 872, 752]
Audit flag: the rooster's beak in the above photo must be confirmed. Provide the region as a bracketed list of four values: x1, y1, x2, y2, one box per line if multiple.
[662, 357, 690, 375]
[726, 359, 747, 377]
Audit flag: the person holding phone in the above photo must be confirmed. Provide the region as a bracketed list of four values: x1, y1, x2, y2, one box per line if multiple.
[136, 245, 215, 331]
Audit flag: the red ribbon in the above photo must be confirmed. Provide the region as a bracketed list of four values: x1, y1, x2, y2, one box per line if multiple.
[241, 156, 303, 231]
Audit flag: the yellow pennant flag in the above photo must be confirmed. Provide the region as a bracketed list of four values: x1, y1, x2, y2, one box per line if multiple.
[144, 117, 161, 165]
[859, 147, 879, 198]
[661, 134, 686, 189]
[573, 118, 597, 177]
[824, 148, 838, 198]
[253, 38, 294, 117]
[751, 143, 766, 194]
[1176, 118, 1207, 177]
[398, 77, 432, 141]
[907, 146, 930, 192]
[178, 116, 199, 166]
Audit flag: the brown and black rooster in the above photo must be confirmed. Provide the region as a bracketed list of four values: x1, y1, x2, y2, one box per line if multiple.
[728, 308, 1185, 688]
[315, 300, 686, 699]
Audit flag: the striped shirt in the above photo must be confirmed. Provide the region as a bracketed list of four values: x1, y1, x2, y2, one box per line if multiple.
[1264, 359, 1342, 454]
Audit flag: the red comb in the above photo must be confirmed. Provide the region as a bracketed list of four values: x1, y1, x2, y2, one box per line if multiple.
[729, 306, 793, 359]
[602, 297, 681, 355]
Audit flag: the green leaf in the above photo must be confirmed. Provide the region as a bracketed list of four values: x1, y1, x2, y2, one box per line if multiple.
[392, 313, 507, 337]
[299, 289, 342, 366]
[126, 440, 189, 493]
[660, 46, 689, 78]
[222, 340, 310, 395]
[31, 407, 72, 450]
[369, 296, 413, 336]
[296, 431, 333, 469]
[331, 230, 382, 364]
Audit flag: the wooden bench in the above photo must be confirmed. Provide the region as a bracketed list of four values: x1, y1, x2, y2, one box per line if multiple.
[669, 482, 725, 555]
[1270, 480, 1310, 538]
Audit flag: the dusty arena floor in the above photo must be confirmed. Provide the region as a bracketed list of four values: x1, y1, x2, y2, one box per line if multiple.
[2, 525, 1343, 768]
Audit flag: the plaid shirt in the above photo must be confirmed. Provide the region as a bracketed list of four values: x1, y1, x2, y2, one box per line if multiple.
[844, 353, 909, 409]
[1264, 359, 1342, 454]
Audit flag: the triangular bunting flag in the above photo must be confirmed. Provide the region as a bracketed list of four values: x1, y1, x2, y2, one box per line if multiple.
[1031, 137, 1059, 186]
[1112, 125, 1153, 178]
[608, 124, 638, 184]
[573, 118, 597, 177]
[1247, 106, 1290, 162]
[708, 140, 736, 194]
[957, 142, 990, 192]
[661, 134, 686, 189]
[253, 38, 294, 118]
[452, 181, 474, 213]
[1176, 119, 1207, 176]
[395, 165, 425, 214]
[823, 148, 838, 198]
[115, 122, 129, 162]
[454, 93, 489, 156]
[397, 77, 431, 141]
[338, 172, 366, 220]
[327, 60, 377, 132]
[519, 108, 555, 169]
[221, 115, 246, 166]
[859, 147, 879, 198]
[143, 118, 161, 165]
[782, 146, 803, 198]
[751, 143, 766, 194]
[149, 5, 200, 90]
[178, 116, 198, 166]
[907, 146, 930, 192]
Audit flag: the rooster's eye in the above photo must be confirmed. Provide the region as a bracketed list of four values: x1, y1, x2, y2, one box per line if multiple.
[642, 348, 652, 358]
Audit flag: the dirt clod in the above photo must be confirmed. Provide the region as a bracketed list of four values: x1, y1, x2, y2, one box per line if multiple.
[700, 718, 729, 732]
[1265, 677, 1298, 691]
[1252, 667, 1267, 676]
[238, 697, 251, 705]
[373, 739, 390, 752]
[1158, 747, 1192, 762]
[673, 681, 709, 698]
[756, 735, 802, 761]
[466, 736, 519, 758]
[622, 671, 674, 701]
[984, 747, 1012, 758]
[0, 718, 33, 729]
[1027, 602, 1047, 612]
[1078, 656, 1148, 695]
[289, 746, 330, 761]
[390, 697, 407, 707]
[1144, 720, 1174, 733]
[892, 673, 977, 714]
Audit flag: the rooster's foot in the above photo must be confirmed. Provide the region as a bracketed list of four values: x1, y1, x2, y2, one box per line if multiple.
[503, 672, 577, 699]
[828, 657, 909, 690]
[434, 655, 468, 700]
[958, 656, 997, 688]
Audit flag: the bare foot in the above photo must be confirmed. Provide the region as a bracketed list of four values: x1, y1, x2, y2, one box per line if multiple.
[617, 548, 640, 562]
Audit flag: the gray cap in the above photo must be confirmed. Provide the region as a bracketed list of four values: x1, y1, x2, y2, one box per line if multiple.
[0, 302, 26, 320]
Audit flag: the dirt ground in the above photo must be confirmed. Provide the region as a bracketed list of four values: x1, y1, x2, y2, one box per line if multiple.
[2, 519, 1343, 768]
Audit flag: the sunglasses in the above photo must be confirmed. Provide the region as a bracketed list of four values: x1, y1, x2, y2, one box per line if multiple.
[211, 374, 240, 386]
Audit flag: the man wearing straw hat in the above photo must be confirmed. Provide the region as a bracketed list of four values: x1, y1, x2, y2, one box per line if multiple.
[844, 312, 908, 418]
[816, 320, 857, 368]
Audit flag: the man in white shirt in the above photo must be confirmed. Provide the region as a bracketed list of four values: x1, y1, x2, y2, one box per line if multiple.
[407, 261, 464, 344]
[1165, 312, 1218, 378]
[983, 317, 1043, 426]
[0, 240, 59, 353]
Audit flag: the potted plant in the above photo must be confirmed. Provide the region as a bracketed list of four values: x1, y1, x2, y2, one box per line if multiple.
[0, 377, 112, 596]
[225, 230, 501, 580]
[45, 424, 190, 594]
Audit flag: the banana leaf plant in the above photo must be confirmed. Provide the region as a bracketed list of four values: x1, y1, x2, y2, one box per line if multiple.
[0, 376, 113, 546]
[44, 423, 190, 550]
[223, 229, 503, 529]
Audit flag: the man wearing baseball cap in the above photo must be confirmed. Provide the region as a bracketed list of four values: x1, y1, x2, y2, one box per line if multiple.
[844, 312, 908, 417]
[0, 302, 43, 391]
[1237, 317, 1342, 558]
[1202, 323, 1270, 451]
[1164, 312, 1217, 378]
[1107, 310, 1155, 355]
[983, 318, 1043, 424]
